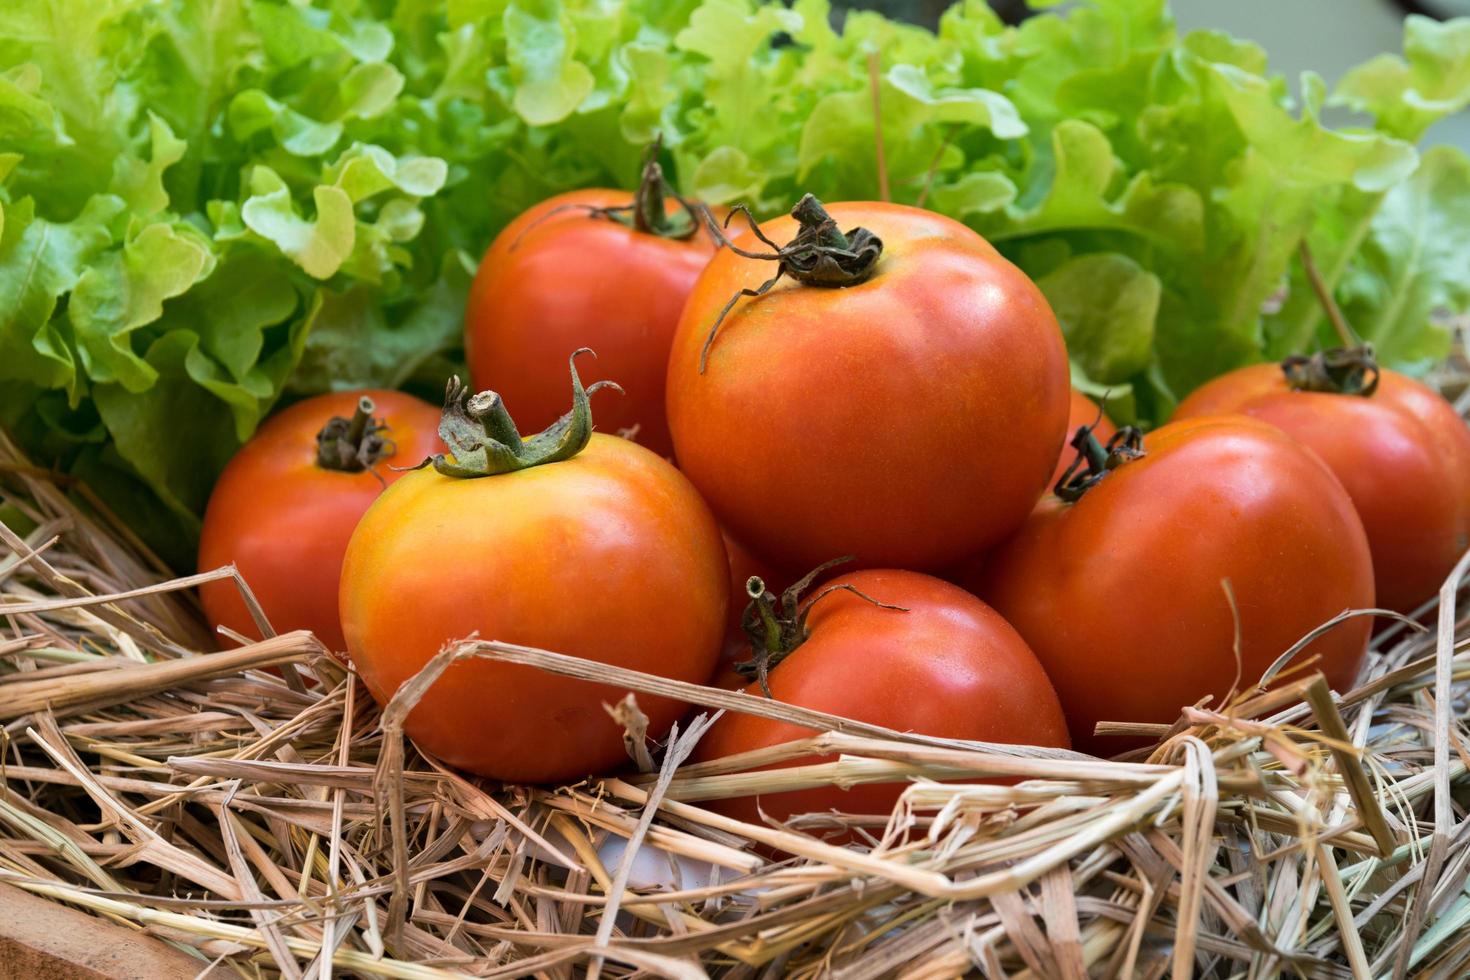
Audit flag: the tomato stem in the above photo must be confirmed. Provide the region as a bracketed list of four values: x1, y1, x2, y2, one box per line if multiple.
[734, 556, 907, 697]
[316, 397, 394, 473]
[409, 349, 623, 479]
[627, 136, 697, 238]
[697, 194, 884, 373]
[1298, 239, 1362, 350]
[1283, 241, 1381, 397]
[1280, 347, 1381, 397]
[1054, 424, 1145, 503]
[507, 136, 700, 250]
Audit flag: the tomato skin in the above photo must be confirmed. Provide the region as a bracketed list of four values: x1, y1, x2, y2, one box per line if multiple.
[465, 190, 716, 459]
[197, 390, 443, 653]
[1175, 366, 1470, 613]
[666, 203, 1070, 572]
[693, 570, 1069, 828]
[338, 434, 728, 783]
[967, 416, 1374, 755]
[1052, 389, 1117, 488]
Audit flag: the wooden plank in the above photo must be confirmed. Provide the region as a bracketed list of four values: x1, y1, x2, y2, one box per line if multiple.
[0, 883, 222, 979]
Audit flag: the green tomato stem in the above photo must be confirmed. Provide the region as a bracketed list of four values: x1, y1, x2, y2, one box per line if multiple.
[415, 350, 622, 479]
[316, 397, 392, 473]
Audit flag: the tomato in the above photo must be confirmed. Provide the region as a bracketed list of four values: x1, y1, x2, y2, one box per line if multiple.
[666, 195, 1070, 572]
[966, 416, 1374, 755]
[465, 159, 716, 460]
[694, 569, 1069, 831]
[339, 360, 727, 783]
[198, 389, 442, 653]
[1052, 389, 1117, 488]
[1174, 362, 1470, 613]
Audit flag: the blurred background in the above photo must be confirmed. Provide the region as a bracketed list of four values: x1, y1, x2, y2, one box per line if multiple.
[834, 0, 1470, 151]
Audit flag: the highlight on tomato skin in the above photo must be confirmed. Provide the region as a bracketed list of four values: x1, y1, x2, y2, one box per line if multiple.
[1173, 363, 1470, 615]
[338, 362, 729, 785]
[665, 196, 1071, 575]
[197, 389, 444, 654]
[964, 415, 1375, 757]
[693, 568, 1070, 840]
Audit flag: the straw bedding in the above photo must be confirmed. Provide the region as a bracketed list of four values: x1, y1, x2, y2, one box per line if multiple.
[1, 409, 1469, 978]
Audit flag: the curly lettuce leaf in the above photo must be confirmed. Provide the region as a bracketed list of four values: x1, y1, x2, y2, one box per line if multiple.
[2, 0, 1468, 571]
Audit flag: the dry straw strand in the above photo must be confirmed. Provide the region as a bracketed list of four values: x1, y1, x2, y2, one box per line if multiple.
[0, 397, 1468, 976]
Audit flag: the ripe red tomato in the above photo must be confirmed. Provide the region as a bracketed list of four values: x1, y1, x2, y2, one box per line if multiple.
[198, 390, 442, 653]
[694, 569, 1069, 830]
[465, 169, 716, 459]
[1052, 389, 1117, 488]
[967, 416, 1374, 755]
[1174, 363, 1470, 613]
[666, 196, 1069, 572]
[339, 368, 727, 783]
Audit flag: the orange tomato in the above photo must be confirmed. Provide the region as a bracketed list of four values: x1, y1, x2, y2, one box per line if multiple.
[968, 416, 1374, 754]
[1174, 363, 1470, 613]
[339, 427, 728, 783]
[666, 197, 1070, 572]
[198, 390, 442, 652]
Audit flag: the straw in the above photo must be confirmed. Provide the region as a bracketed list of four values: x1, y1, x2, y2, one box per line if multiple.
[1, 411, 1469, 976]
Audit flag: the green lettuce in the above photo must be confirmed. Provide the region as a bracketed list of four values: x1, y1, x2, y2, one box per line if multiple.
[1, 0, 1468, 569]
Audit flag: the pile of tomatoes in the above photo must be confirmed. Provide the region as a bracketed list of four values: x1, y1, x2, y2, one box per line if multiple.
[199, 156, 1470, 828]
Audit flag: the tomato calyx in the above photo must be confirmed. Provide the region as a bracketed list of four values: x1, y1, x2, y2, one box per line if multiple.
[1055, 422, 1145, 503]
[410, 349, 622, 478]
[511, 137, 701, 247]
[697, 193, 884, 372]
[1285, 240, 1380, 396]
[1281, 346, 1381, 397]
[734, 556, 907, 697]
[316, 396, 395, 474]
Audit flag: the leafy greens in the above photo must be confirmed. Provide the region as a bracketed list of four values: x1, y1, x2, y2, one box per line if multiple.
[1, 0, 1468, 568]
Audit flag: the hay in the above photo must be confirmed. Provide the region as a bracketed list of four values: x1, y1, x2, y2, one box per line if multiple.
[2, 423, 1470, 979]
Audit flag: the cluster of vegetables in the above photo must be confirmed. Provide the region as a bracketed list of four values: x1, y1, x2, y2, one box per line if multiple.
[5, 0, 1470, 576]
[197, 151, 1470, 825]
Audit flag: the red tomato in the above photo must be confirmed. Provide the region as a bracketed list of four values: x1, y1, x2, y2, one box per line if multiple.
[966, 416, 1374, 755]
[339, 370, 727, 783]
[1052, 389, 1117, 488]
[666, 196, 1070, 572]
[465, 181, 716, 459]
[198, 390, 442, 653]
[1174, 364, 1470, 613]
[694, 570, 1069, 830]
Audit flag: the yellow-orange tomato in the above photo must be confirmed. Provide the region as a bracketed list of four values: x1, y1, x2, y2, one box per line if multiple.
[695, 570, 1069, 830]
[465, 189, 716, 459]
[666, 198, 1070, 572]
[967, 416, 1374, 755]
[198, 390, 442, 652]
[1174, 363, 1470, 613]
[339, 434, 728, 783]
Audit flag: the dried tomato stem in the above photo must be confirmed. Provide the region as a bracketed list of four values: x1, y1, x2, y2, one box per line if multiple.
[735, 556, 907, 697]
[1054, 425, 1145, 503]
[316, 397, 393, 473]
[1298, 239, 1362, 350]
